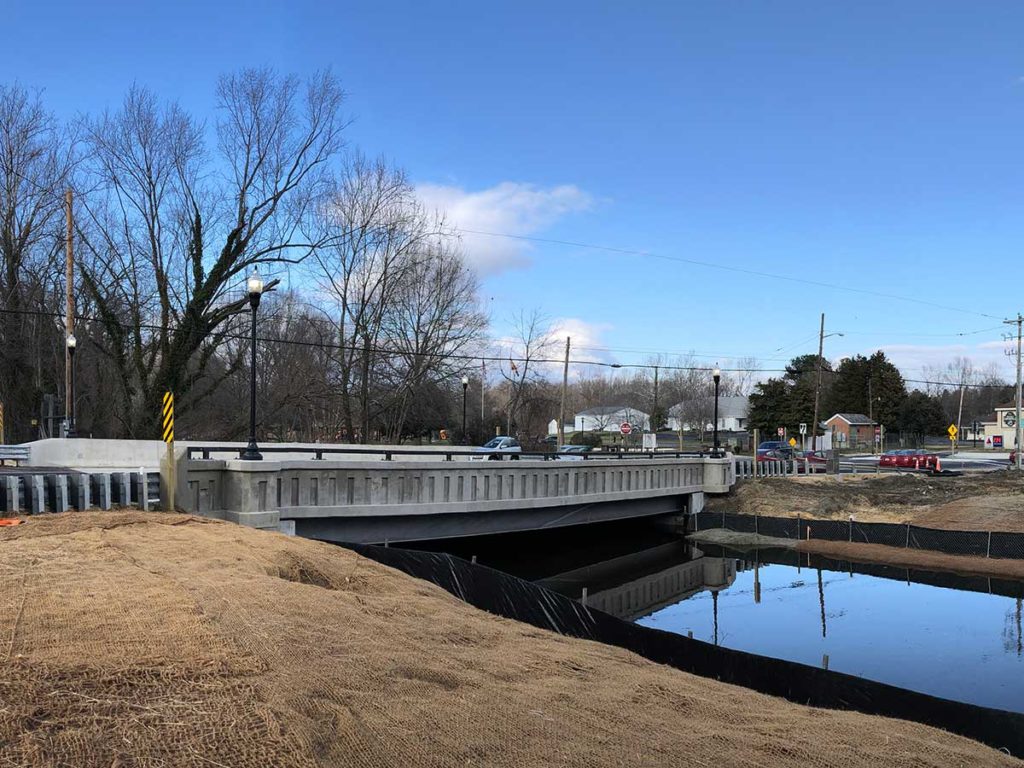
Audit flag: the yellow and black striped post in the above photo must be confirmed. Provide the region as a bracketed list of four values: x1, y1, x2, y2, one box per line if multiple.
[161, 392, 176, 511]
[162, 392, 174, 444]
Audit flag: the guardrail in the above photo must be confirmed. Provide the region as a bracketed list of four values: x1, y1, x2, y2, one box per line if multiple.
[185, 445, 718, 462]
[733, 457, 828, 479]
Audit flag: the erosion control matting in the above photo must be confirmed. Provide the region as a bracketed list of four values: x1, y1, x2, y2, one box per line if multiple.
[1, 512, 1020, 767]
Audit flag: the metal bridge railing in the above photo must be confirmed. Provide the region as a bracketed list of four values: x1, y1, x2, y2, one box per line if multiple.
[185, 445, 716, 462]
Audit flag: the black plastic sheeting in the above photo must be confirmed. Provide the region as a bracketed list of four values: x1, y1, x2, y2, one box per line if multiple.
[351, 543, 1024, 758]
[692, 511, 1024, 560]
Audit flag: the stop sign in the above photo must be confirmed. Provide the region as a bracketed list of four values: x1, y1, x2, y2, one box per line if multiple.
[620, 422, 632, 435]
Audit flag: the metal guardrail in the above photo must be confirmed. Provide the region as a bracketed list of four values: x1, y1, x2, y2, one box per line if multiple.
[185, 445, 715, 462]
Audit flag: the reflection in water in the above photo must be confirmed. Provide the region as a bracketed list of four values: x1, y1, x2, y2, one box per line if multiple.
[712, 589, 719, 646]
[410, 519, 1024, 712]
[817, 568, 826, 639]
[640, 546, 1024, 713]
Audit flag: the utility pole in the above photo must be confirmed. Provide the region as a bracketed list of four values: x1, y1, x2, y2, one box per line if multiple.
[558, 336, 571, 446]
[65, 188, 74, 436]
[653, 365, 659, 431]
[954, 379, 966, 456]
[811, 313, 825, 451]
[867, 378, 874, 455]
[1006, 315, 1023, 471]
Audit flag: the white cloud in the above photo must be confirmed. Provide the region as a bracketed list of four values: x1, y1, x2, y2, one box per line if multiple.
[416, 181, 593, 275]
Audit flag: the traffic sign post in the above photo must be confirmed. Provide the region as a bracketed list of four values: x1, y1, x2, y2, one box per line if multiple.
[777, 427, 784, 438]
[947, 423, 958, 453]
[619, 422, 632, 435]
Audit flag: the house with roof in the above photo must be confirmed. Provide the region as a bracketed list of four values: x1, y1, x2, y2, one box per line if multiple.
[980, 403, 1022, 449]
[668, 396, 749, 433]
[823, 413, 877, 449]
[574, 406, 650, 433]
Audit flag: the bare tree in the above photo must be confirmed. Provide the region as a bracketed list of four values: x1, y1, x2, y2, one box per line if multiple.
[0, 84, 76, 441]
[79, 70, 346, 436]
[498, 309, 557, 438]
[312, 154, 439, 442]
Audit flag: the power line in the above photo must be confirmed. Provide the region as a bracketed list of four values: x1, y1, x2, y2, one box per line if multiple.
[460, 228, 1006, 321]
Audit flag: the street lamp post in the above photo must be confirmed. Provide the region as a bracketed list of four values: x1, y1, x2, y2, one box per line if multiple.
[461, 376, 469, 444]
[240, 269, 264, 461]
[712, 366, 721, 457]
[66, 334, 77, 438]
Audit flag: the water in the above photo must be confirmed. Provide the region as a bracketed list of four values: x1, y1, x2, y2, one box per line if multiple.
[409, 520, 1024, 713]
[638, 550, 1024, 713]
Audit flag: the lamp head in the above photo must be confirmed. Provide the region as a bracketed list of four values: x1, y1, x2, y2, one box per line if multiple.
[461, 375, 469, 387]
[247, 269, 264, 309]
[713, 366, 721, 382]
[66, 334, 77, 351]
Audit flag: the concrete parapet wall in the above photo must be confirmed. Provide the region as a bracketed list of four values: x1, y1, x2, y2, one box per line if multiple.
[177, 455, 727, 535]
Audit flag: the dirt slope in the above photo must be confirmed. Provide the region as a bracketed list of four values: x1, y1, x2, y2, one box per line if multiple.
[708, 472, 1024, 530]
[0, 512, 1018, 767]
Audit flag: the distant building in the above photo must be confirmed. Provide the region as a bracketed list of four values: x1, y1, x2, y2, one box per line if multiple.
[668, 396, 749, 432]
[546, 419, 575, 436]
[574, 406, 650, 433]
[980, 404, 1022, 449]
[823, 413, 877, 449]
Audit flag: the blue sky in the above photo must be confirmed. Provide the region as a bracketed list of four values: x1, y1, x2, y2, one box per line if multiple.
[5, 1, 1023, 382]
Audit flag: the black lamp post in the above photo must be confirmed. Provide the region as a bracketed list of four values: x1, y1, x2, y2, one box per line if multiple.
[712, 366, 721, 457]
[240, 269, 264, 461]
[461, 375, 469, 444]
[66, 334, 77, 438]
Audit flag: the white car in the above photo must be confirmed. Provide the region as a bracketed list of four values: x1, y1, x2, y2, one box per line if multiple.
[472, 436, 522, 460]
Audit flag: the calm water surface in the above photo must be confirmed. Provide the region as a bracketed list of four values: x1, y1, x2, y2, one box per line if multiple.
[412, 520, 1024, 712]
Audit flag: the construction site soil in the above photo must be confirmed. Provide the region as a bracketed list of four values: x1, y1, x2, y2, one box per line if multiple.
[0, 512, 1019, 767]
[707, 472, 1024, 531]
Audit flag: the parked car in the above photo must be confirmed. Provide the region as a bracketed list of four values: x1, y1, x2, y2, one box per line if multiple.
[555, 445, 593, 460]
[757, 440, 786, 452]
[796, 450, 828, 465]
[756, 449, 789, 463]
[472, 436, 522, 460]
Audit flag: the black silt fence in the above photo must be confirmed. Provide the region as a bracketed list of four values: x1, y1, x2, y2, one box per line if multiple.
[352, 543, 1024, 759]
[693, 512, 1024, 561]
[991, 532, 1024, 560]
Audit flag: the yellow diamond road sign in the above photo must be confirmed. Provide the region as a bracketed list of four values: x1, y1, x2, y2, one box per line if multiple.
[788, 437, 797, 447]
[947, 424, 958, 438]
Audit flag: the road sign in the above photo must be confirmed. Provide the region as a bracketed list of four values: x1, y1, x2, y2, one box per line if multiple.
[777, 427, 784, 437]
[799, 422, 807, 435]
[788, 437, 797, 447]
[947, 424, 958, 439]
[619, 422, 632, 435]
[994, 435, 1004, 448]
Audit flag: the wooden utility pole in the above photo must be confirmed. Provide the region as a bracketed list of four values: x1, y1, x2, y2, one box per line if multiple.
[811, 313, 825, 451]
[1006, 315, 1023, 471]
[558, 337, 571, 446]
[65, 188, 74, 433]
[481, 359, 486, 424]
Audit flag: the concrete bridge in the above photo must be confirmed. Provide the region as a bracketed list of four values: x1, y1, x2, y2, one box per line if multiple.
[10, 439, 736, 544]
[176, 446, 735, 543]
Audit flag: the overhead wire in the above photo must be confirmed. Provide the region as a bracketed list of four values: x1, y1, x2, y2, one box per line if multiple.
[459, 228, 1007, 321]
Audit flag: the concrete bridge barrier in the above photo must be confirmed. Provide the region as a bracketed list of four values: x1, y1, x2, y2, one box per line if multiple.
[176, 451, 735, 543]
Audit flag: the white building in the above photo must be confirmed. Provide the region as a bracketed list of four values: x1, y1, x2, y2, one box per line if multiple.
[574, 406, 650, 433]
[668, 396, 749, 432]
[981, 404, 1023, 449]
